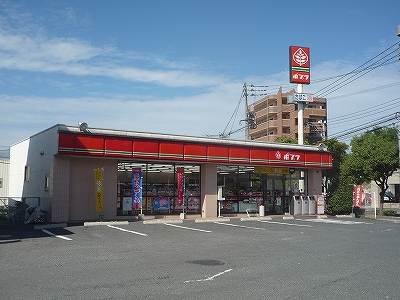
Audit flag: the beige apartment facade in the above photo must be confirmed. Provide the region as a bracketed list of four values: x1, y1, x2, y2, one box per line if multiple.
[249, 87, 327, 144]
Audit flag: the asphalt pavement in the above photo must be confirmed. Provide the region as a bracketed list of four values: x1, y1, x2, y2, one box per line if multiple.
[1, 215, 399, 300]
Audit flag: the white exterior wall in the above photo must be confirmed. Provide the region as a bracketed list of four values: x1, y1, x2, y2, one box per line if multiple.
[9, 139, 29, 198]
[9, 126, 59, 210]
[369, 169, 400, 206]
[308, 168, 323, 195]
[0, 158, 10, 198]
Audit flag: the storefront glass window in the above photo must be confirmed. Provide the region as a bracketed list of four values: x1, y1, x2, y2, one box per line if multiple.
[117, 162, 200, 216]
[217, 165, 307, 215]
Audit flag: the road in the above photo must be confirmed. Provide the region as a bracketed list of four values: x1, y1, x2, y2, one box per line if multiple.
[1, 216, 399, 300]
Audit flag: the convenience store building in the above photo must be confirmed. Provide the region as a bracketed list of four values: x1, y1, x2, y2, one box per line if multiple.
[9, 124, 332, 223]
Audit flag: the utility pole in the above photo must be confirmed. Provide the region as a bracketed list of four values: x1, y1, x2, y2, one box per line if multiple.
[397, 26, 400, 171]
[243, 83, 259, 140]
[243, 83, 250, 140]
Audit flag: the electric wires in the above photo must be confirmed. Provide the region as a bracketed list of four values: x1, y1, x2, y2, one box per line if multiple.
[313, 41, 400, 99]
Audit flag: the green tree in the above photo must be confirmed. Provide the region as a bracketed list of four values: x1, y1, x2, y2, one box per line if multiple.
[275, 136, 309, 144]
[327, 174, 353, 214]
[322, 139, 348, 199]
[275, 136, 298, 144]
[343, 126, 399, 215]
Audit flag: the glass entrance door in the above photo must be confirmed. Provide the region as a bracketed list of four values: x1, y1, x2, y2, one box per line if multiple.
[263, 175, 285, 214]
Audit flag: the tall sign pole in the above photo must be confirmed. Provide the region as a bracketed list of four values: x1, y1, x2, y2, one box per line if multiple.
[289, 46, 310, 145]
[290, 46, 310, 194]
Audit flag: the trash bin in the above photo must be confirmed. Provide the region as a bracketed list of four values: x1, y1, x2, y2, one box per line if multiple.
[290, 195, 303, 215]
[259, 205, 265, 217]
[302, 196, 309, 215]
[308, 195, 316, 215]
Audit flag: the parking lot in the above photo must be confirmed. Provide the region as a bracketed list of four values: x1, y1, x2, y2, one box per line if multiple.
[1, 216, 399, 300]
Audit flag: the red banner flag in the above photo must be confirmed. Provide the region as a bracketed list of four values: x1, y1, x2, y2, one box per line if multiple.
[353, 185, 363, 208]
[177, 167, 185, 206]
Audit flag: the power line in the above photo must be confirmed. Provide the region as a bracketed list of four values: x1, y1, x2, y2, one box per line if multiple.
[329, 112, 400, 141]
[314, 42, 400, 98]
[327, 82, 400, 101]
[328, 97, 400, 126]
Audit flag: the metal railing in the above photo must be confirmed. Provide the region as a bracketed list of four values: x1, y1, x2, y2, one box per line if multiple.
[0, 197, 41, 223]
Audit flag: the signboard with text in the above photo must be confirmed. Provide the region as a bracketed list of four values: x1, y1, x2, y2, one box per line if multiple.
[176, 167, 185, 206]
[132, 167, 143, 209]
[289, 46, 310, 84]
[353, 185, 363, 208]
[94, 168, 104, 212]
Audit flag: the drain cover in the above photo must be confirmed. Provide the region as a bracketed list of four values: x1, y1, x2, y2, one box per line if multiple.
[187, 259, 225, 266]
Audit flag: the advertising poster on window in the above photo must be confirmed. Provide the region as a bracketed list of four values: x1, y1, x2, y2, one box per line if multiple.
[122, 197, 132, 212]
[154, 197, 170, 210]
[132, 167, 142, 209]
[177, 167, 185, 206]
[94, 168, 104, 212]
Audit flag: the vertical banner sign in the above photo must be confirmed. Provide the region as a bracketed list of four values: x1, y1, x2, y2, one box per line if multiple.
[289, 46, 310, 84]
[177, 167, 185, 206]
[94, 168, 104, 212]
[353, 185, 363, 208]
[132, 167, 142, 209]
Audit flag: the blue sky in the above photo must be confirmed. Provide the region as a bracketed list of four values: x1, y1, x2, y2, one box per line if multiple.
[0, 0, 399, 154]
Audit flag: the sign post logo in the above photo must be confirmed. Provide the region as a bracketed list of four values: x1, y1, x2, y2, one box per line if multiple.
[289, 46, 310, 84]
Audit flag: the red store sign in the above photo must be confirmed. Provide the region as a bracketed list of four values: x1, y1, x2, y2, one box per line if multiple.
[289, 46, 310, 84]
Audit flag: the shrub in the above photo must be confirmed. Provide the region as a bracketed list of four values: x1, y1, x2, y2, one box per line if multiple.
[327, 181, 353, 215]
[382, 210, 396, 216]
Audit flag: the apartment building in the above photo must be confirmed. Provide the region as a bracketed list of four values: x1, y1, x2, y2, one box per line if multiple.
[248, 87, 327, 144]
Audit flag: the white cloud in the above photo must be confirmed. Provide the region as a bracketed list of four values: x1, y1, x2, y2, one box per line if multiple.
[0, 2, 399, 150]
[0, 29, 226, 88]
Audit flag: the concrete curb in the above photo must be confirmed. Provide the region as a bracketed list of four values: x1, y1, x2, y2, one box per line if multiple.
[143, 219, 184, 224]
[195, 218, 230, 223]
[240, 216, 273, 221]
[83, 221, 129, 227]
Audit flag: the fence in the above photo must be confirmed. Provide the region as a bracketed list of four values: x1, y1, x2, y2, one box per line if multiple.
[0, 197, 41, 223]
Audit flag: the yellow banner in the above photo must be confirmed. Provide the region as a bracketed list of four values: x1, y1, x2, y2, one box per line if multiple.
[254, 166, 289, 174]
[94, 168, 104, 212]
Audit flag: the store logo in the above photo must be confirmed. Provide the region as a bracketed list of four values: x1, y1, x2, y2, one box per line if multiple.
[292, 47, 309, 66]
[275, 151, 281, 159]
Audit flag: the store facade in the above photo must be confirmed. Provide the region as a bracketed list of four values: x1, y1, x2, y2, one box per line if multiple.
[9, 125, 332, 223]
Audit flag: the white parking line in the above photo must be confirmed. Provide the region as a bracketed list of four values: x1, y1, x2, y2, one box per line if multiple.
[259, 220, 312, 227]
[185, 269, 232, 283]
[300, 219, 372, 225]
[214, 222, 267, 230]
[41, 229, 72, 241]
[107, 225, 148, 236]
[164, 223, 212, 233]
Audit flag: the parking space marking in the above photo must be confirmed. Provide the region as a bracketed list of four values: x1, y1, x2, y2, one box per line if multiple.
[300, 219, 373, 225]
[107, 225, 148, 236]
[184, 269, 233, 283]
[259, 220, 312, 227]
[214, 222, 267, 230]
[41, 229, 73, 241]
[164, 223, 212, 233]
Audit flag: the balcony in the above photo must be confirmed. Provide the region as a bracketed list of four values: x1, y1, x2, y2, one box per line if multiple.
[304, 108, 326, 118]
